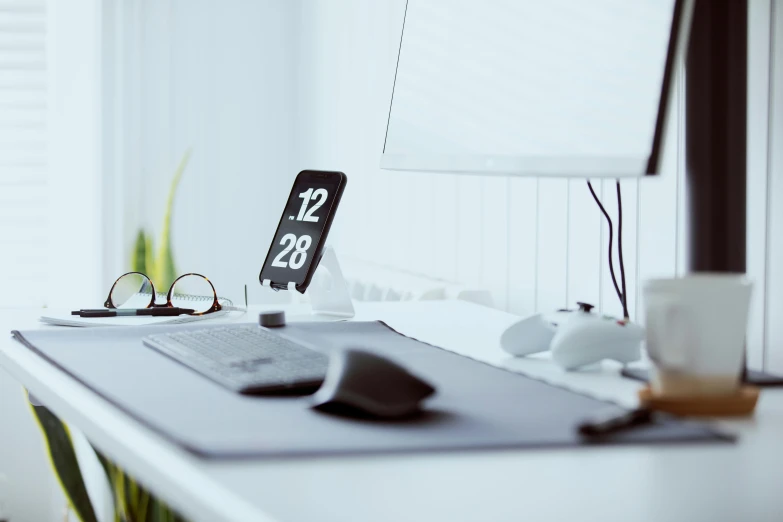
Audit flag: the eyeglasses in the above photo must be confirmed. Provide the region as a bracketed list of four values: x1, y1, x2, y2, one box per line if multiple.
[104, 271, 244, 316]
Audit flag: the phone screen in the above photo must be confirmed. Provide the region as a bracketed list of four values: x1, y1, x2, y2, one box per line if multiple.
[260, 171, 345, 289]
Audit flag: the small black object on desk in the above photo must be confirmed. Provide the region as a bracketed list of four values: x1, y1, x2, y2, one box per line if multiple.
[576, 302, 595, 313]
[259, 310, 286, 328]
[577, 407, 655, 437]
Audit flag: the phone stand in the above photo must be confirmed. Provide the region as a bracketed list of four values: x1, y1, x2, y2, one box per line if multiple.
[305, 246, 355, 319]
[262, 246, 355, 320]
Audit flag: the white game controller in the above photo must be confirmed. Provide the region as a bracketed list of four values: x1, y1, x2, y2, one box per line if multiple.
[501, 302, 643, 370]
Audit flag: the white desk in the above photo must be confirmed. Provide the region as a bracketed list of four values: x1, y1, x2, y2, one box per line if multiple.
[1, 301, 782, 522]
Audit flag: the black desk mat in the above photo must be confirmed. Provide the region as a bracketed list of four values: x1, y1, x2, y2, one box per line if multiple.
[12, 321, 731, 459]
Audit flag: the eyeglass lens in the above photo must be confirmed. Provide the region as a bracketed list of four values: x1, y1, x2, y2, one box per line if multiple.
[168, 274, 217, 314]
[110, 273, 155, 309]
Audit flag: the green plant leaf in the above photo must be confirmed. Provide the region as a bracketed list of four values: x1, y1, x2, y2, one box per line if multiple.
[151, 149, 191, 289]
[94, 451, 124, 522]
[94, 445, 188, 522]
[28, 398, 99, 522]
[145, 235, 155, 281]
[131, 230, 148, 274]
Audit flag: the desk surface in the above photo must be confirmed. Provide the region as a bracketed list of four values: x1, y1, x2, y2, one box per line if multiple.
[2, 301, 782, 522]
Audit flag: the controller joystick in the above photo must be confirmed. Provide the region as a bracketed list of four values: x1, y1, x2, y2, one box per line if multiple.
[576, 302, 595, 313]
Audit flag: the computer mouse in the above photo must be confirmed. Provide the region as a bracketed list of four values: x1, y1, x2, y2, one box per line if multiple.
[310, 349, 436, 419]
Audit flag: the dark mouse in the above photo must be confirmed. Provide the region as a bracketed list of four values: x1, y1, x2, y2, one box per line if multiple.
[310, 349, 435, 419]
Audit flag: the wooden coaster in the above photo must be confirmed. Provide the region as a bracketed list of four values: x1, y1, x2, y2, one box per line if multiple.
[638, 385, 760, 417]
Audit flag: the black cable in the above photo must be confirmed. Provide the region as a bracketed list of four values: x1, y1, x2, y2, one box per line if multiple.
[616, 181, 629, 319]
[586, 181, 623, 308]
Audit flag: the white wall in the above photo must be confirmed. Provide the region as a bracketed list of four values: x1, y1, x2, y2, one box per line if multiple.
[47, 0, 105, 308]
[110, 0, 300, 306]
[762, 0, 783, 372]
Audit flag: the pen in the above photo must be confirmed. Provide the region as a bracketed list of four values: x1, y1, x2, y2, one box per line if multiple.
[577, 408, 655, 436]
[71, 308, 195, 318]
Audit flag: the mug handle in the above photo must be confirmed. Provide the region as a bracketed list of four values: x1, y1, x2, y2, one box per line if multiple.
[646, 296, 695, 371]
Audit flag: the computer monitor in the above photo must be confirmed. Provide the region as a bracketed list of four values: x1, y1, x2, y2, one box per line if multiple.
[381, 0, 693, 178]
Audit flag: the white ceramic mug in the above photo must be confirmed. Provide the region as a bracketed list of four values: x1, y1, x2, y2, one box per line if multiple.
[644, 274, 753, 396]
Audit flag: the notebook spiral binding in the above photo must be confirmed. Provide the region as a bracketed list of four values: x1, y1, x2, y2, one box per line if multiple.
[141, 291, 234, 307]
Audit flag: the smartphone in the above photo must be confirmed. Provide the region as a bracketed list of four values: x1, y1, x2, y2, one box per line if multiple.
[259, 170, 347, 293]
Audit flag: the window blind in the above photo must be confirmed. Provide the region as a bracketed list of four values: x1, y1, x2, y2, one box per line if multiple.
[0, 0, 47, 307]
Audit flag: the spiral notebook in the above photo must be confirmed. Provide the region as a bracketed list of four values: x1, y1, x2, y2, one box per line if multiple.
[40, 291, 240, 327]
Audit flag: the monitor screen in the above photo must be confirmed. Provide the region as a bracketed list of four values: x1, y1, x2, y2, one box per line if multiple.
[381, 0, 692, 177]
